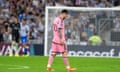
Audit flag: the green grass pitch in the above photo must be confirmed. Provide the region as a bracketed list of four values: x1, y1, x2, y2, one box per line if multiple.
[0, 56, 120, 72]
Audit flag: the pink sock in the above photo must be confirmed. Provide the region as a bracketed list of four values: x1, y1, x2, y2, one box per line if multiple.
[62, 57, 70, 66]
[47, 55, 55, 66]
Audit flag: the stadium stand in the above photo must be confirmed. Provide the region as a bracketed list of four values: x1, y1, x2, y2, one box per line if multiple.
[48, 9, 120, 46]
[0, 0, 120, 46]
[46, 0, 120, 7]
[0, 0, 45, 44]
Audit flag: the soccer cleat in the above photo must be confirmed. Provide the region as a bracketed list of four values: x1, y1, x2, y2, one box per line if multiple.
[67, 67, 76, 71]
[9, 54, 13, 57]
[46, 67, 54, 71]
[24, 54, 30, 57]
[22, 55, 29, 57]
[15, 54, 19, 57]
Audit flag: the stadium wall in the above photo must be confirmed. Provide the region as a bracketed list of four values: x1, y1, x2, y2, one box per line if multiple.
[45, 45, 120, 58]
[67, 45, 120, 57]
[0, 43, 30, 56]
[0, 43, 44, 56]
[1, 43, 120, 57]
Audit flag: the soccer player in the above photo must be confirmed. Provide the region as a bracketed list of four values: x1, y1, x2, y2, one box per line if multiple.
[9, 16, 20, 57]
[46, 10, 76, 71]
[20, 19, 30, 56]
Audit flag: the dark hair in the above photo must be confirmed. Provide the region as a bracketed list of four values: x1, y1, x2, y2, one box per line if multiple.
[22, 18, 26, 21]
[61, 9, 68, 14]
[94, 32, 98, 35]
[30, 18, 34, 22]
[12, 15, 17, 18]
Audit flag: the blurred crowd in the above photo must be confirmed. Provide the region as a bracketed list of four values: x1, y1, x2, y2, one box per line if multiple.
[0, 0, 120, 45]
[48, 10, 120, 46]
[46, 0, 120, 7]
[0, 0, 45, 44]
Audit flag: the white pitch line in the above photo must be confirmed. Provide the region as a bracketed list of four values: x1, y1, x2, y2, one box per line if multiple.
[0, 64, 30, 70]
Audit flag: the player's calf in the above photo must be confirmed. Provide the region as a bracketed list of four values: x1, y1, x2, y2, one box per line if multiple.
[62, 52, 76, 71]
[46, 52, 56, 71]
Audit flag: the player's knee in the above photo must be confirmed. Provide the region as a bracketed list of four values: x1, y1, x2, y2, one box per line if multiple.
[62, 52, 68, 57]
[51, 52, 56, 57]
[62, 52, 67, 55]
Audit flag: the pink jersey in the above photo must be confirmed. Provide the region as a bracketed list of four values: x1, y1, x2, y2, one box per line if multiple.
[52, 17, 65, 44]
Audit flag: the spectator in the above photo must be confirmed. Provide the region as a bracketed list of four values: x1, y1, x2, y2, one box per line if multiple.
[101, 39, 106, 46]
[0, 26, 4, 42]
[113, 15, 120, 29]
[74, 0, 81, 6]
[3, 27, 12, 43]
[114, 0, 120, 6]
[85, 23, 95, 38]
[37, 31, 44, 44]
[28, 18, 36, 28]
[30, 25, 38, 39]
[18, 10, 26, 22]
[80, 32, 88, 41]
[88, 33, 102, 46]
[46, 0, 65, 6]
[98, 0, 112, 7]
[3, 20, 10, 32]
[1, 0, 10, 8]
[64, 0, 73, 6]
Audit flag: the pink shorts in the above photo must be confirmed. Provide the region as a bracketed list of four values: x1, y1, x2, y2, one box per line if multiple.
[51, 42, 67, 53]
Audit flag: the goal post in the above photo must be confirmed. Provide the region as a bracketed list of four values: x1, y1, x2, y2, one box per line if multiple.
[45, 7, 120, 57]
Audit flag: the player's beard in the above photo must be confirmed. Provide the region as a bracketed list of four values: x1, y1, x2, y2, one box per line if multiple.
[63, 17, 66, 20]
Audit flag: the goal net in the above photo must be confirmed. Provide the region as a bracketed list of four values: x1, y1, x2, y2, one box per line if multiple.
[45, 7, 120, 56]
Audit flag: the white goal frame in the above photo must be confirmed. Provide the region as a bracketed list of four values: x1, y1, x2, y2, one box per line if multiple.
[45, 7, 120, 56]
